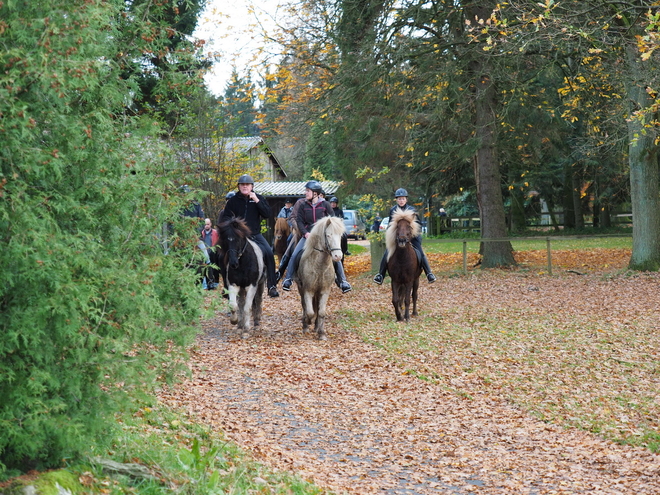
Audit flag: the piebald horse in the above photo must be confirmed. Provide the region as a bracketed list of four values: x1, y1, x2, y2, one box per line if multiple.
[217, 217, 266, 338]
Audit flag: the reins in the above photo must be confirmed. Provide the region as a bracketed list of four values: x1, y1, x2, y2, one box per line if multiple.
[313, 224, 342, 255]
[228, 235, 249, 260]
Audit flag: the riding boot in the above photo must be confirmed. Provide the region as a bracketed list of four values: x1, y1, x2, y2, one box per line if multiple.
[420, 252, 436, 283]
[334, 261, 352, 293]
[279, 255, 300, 291]
[373, 249, 389, 284]
[276, 252, 290, 283]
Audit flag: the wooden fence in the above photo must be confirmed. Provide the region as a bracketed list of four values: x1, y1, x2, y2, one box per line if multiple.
[430, 213, 633, 235]
[431, 234, 632, 275]
[369, 234, 632, 275]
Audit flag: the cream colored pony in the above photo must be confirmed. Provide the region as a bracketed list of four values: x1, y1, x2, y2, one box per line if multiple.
[294, 216, 346, 340]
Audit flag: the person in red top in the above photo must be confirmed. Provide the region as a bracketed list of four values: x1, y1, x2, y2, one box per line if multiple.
[281, 181, 352, 293]
[200, 218, 220, 289]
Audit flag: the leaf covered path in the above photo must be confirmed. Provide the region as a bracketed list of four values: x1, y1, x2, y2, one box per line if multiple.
[163, 251, 660, 494]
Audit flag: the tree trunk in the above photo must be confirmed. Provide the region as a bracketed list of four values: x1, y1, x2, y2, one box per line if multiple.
[472, 59, 515, 268]
[625, 44, 660, 271]
[509, 188, 526, 233]
[571, 168, 585, 229]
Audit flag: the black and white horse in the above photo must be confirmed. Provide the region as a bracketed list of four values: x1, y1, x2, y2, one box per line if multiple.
[217, 218, 266, 338]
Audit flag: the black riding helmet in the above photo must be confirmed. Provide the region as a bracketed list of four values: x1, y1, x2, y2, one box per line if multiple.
[305, 180, 323, 194]
[238, 174, 254, 185]
[329, 196, 338, 203]
[394, 188, 408, 198]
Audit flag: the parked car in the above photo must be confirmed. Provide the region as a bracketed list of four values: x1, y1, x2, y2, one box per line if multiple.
[378, 217, 390, 232]
[343, 210, 367, 240]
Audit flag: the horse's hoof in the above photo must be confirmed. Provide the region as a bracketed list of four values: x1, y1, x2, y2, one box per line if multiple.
[241, 332, 249, 339]
[318, 334, 327, 341]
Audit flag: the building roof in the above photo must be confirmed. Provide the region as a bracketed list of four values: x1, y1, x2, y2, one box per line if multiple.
[254, 181, 342, 198]
[221, 136, 264, 154]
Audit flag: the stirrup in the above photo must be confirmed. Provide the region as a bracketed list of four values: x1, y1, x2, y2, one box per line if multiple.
[427, 273, 436, 283]
[373, 273, 384, 285]
[282, 279, 293, 291]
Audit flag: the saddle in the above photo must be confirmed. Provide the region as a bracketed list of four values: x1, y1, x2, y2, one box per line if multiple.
[412, 246, 422, 265]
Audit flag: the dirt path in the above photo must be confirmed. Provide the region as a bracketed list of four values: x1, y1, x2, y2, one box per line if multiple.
[164, 278, 659, 494]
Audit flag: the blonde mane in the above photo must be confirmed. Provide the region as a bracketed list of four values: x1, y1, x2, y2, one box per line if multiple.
[307, 216, 346, 248]
[385, 209, 420, 259]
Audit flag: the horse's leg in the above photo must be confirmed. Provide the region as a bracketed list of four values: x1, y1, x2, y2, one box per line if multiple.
[411, 276, 420, 317]
[252, 280, 265, 332]
[241, 284, 258, 339]
[302, 291, 316, 334]
[391, 282, 404, 322]
[227, 284, 239, 325]
[403, 282, 412, 322]
[315, 291, 331, 340]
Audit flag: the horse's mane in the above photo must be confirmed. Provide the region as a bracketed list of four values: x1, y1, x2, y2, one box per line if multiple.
[274, 217, 290, 233]
[218, 216, 251, 240]
[386, 209, 420, 255]
[307, 216, 345, 247]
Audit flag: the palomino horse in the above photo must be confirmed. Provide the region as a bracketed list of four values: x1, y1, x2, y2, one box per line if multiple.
[217, 217, 266, 338]
[294, 216, 345, 340]
[386, 209, 422, 322]
[273, 217, 290, 264]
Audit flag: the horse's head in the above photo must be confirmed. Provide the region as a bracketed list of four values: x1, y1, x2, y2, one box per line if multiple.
[309, 216, 345, 263]
[395, 219, 413, 247]
[274, 217, 290, 241]
[218, 217, 251, 269]
[386, 210, 420, 252]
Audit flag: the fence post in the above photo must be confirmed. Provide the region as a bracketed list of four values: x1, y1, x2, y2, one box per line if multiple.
[370, 237, 386, 274]
[463, 241, 467, 275]
[546, 237, 552, 275]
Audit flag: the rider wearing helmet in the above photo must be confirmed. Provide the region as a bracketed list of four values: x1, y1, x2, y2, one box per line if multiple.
[280, 181, 352, 293]
[373, 188, 436, 285]
[220, 174, 280, 298]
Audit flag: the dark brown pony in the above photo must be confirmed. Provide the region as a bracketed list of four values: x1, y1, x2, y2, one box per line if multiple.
[273, 217, 290, 264]
[386, 209, 422, 322]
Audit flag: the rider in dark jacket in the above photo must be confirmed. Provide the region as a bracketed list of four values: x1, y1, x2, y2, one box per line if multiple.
[330, 196, 349, 258]
[373, 188, 436, 285]
[221, 174, 279, 298]
[281, 181, 352, 293]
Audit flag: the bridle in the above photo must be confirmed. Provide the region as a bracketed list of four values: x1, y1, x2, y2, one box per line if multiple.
[396, 220, 413, 246]
[314, 224, 343, 256]
[227, 235, 249, 261]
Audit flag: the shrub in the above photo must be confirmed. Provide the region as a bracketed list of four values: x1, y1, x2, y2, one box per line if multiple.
[0, 0, 203, 476]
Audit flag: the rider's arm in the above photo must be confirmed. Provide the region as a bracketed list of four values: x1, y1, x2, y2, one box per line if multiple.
[296, 203, 310, 237]
[255, 193, 272, 218]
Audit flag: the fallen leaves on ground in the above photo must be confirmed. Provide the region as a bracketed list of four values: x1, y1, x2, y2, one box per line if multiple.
[160, 245, 660, 494]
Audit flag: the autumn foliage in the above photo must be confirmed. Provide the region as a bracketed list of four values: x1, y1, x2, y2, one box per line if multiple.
[163, 246, 660, 493]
